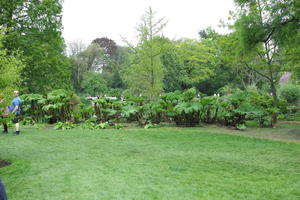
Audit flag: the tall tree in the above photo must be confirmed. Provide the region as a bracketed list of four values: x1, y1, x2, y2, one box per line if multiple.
[205, 33, 259, 93]
[283, 32, 300, 78]
[0, 0, 71, 94]
[92, 37, 118, 73]
[123, 7, 167, 100]
[175, 39, 217, 89]
[233, 0, 300, 120]
[92, 37, 117, 58]
[198, 27, 220, 40]
[160, 44, 185, 92]
[80, 43, 104, 72]
[0, 33, 24, 105]
[67, 40, 87, 57]
[68, 42, 104, 93]
[92, 37, 126, 89]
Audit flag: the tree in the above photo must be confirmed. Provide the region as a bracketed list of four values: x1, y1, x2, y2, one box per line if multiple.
[68, 40, 87, 92]
[122, 7, 167, 100]
[69, 42, 104, 93]
[283, 32, 300, 78]
[0, 33, 24, 106]
[175, 39, 217, 89]
[92, 37, 126, 89]
[20, 35, 71, 93]
[92, 37, 118, 73]
[198, 27, 220, 40]
[233, 0, 300, 120]
[160, 39, 185, 92]
[208, 33, 260, 93]
[67, 40, 87, 57]
[0, 0, 71, 94]
[92, 37, 117, 58]
[81, 71, 108, 96]
[80, 43, 104, 72]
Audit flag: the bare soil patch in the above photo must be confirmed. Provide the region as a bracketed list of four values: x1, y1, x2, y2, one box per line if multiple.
[0, 160, 11, 168]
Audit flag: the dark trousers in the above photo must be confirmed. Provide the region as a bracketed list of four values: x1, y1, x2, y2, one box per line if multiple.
[3, 123, 7, 132]
[0, 179, 7, 200]
[1, 117, 7, 132]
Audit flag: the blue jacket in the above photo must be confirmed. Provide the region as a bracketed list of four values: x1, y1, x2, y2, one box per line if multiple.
[10, 96, 21, 115]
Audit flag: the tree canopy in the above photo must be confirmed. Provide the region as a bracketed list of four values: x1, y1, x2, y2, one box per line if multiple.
[0, 0, 70, 94]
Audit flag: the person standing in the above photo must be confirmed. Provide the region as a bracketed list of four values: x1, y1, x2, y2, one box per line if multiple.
[9, 91, 21, 135]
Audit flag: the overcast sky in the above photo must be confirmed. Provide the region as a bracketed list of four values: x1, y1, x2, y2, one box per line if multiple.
[62, 0, 235, 46]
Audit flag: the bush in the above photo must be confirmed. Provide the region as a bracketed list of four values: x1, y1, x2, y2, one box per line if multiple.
[43, 89, 79, 123]
[200, 96, 219, 123]
[218, 91, 280, 127]
[21, 94, 46, 123]
[279, 84, 300, 103]
[173, 88, 202, 127]
[55, 122, 76, 130]
[19, 88, 288, 128]
[142, 101, 164, 125]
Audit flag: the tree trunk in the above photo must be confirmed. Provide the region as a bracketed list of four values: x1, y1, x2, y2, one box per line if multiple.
[270, 80, 278, 124]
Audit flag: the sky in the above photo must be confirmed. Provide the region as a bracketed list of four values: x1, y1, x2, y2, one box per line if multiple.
[62, 0, 235, 46]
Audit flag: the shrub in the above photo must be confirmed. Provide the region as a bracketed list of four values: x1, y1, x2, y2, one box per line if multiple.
[121, 97, 144, 125]
[279, 84, 300, 103]
[217, 91, 279, 127]
[73, 104, 94, 122]
[21, 116, 35, 126]
[21, 94, 46, 123]
[114, 123, 125, 129]
[218, 91, 251, 127]
[200, 96, 219, 123]
[142, 101, 165, 124]
[18, 87, 289, 128]
[93, 98, 125, 123]
[173, 88, 202, 127]
[144, 123, 159, 129]
[43, 89, 79, 123]
[55, 122, 76, 130]
[95, 122, 110, 129]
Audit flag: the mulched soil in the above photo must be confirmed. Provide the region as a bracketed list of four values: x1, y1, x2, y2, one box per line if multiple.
[0, 160, 11, 168]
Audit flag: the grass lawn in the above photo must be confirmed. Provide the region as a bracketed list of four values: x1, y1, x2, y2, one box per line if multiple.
[0, 127, 300, 200]
[198, 122, 300, 143]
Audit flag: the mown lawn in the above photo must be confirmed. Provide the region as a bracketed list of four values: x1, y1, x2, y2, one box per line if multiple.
[0, 127, 300, 200]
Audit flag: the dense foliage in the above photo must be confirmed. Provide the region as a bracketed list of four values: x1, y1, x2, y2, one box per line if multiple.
[0, 33, 24, 118]
[232, 0, 300, 122]
[20, 88, 289, 129]
[0, 0, 71, 94]
[0, 2, 299, 128]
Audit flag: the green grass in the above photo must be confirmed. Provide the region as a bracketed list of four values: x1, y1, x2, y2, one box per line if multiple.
[198, 122, 300, 143]
[0, 127, 300, 200]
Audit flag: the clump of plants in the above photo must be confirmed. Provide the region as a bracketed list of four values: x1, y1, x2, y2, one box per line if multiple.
[144, 123, 159, 129]
[279, 84, 300, 104]
[20, 87, 289, 130]
[80, 118, 110, 130]
[55, 122, 77, 130]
